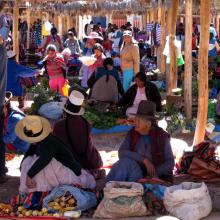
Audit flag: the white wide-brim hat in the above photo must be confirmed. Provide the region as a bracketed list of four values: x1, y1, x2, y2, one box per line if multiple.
[63, 90, 85, 116]
[15, 115, 52, 143]
[84, 31, 103, 40]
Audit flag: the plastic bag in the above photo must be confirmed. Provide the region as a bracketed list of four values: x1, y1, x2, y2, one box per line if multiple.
[61, 82, 70, 97]
[38, 102, 63, 120]
[163, 182, 212, 220]
[94, 181, 148, 218]
[43, 185, 97, 212]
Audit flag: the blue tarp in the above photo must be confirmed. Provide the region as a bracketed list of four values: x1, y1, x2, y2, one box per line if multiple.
[92, 125, 132, 135]
[7, 59, 36, 96]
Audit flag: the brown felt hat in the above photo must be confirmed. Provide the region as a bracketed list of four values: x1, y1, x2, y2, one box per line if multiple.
[132, 100, 156, 120]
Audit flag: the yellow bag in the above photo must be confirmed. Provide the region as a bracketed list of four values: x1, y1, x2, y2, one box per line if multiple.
[62, 82, 70, 97]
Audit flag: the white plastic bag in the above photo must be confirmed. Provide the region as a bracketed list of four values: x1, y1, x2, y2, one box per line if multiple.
[163, 182, 212, 220]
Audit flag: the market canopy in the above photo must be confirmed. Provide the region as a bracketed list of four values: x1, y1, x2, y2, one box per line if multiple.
[4, 0, 220, 15]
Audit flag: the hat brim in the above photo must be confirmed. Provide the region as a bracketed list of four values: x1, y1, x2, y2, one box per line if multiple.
[123, 34, 132, 37]
[84, 35, 103, 40]
[63, 106, 85, 116]
[130, 113, 156, 120]
[15, 117, 52, 144]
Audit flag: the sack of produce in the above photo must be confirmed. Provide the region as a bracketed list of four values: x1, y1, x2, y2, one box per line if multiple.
[43, 185, 97, 213]
[163, 182, 212, 220]
[94, 181, 148, 218]
[38, 102, 63, 120]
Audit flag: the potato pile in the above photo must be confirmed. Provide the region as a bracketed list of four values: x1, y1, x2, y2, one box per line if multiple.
[48, 191, 77, 212]
[0, 203, 13, 216]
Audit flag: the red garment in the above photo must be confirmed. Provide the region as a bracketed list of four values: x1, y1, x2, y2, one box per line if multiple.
[103, 39, 113, 51]
[46, 53, 66, 79]
[88, 53, 106, 73]
[3, 116, 16, 151]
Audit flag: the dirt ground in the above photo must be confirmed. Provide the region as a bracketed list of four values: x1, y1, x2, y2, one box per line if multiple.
[0, 100, 219, 218]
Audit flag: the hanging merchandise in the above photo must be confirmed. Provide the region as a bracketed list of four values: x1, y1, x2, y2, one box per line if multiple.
[163, 36, 184, 66]
[42, 20, 52, 36]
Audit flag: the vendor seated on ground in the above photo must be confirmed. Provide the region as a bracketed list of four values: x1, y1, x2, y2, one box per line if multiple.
[107, 100, 174, 183]
[16, 115, 96, 193]
[53, 90, 103, 175]
[3, 92, 30, 154]
[87, 58, 124, 103]
[116, 72, 162, 118]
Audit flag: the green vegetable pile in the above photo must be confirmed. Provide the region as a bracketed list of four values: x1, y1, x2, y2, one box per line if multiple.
[27, 78, 57, 114]
[84, 107, 123, 129]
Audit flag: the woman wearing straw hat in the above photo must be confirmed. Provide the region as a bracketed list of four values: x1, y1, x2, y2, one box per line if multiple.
[107, 100, 174, 183]
[53, 90, 103, 175]
[16, 115, 96, 193]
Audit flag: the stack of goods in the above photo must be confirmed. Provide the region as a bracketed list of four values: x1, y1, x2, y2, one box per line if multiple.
[0, 204, 12, 217]
[47, 191, 77, 213]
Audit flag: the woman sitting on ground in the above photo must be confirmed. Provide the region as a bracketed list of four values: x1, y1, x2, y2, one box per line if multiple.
[3, 92, 30, 154]
[87, 58, 124, 103]
[16, 115, 95, 193]
[116, 72, 162, 117]
[53, 90, 103, 175]
[107, 100, 174, 183]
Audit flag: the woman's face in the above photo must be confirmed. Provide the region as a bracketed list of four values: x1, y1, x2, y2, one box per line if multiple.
[94, 49, 102, 57]
[47, 50, 56, 59]
[136, 77, 145, 88]
[135, 117, 152, 135]
[123, 35, 132, 44]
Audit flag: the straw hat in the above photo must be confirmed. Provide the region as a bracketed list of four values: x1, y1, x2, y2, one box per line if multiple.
[84, 31, 103, 40]
[63, 90, 85, 116]
[15, 115, 52, 143]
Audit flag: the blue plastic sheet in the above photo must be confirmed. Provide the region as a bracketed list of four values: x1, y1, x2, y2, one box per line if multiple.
[92, 125, 132, 135]
[43, 185, 97, 212]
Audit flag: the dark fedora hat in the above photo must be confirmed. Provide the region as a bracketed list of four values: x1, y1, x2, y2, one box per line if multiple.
[132, 100, 156, 120]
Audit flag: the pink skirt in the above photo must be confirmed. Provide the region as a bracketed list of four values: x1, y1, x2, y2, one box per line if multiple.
[19, 156, 96, 193]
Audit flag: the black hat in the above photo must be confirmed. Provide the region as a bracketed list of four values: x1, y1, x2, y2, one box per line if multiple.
[132, 100, 156, 120]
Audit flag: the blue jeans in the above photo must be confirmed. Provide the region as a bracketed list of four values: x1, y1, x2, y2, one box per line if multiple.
[106, 158, 144, 182]
[122, 68, 134, 92]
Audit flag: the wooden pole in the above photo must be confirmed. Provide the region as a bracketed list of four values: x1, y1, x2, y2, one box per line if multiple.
[58, 15, 63, 36]
[184, 0, 193, 119]
[167, 0, 179, 95]
[13, 2, 19, 62]
[53, 13, 58, 29]
[26, 9, 31, 50]
[159, 1, 166, 74]
[216, 15, 219, 37]
[193, 0, 211, 145]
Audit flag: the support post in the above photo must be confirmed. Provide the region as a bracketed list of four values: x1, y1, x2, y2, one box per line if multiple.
[167, 0, 179, 95]
[26, 9, 31, 49]
[184, 0, 193, 119]
[13, 2, 19, 62]
[53, 13, 58, 28]
[159, 1, 166, 74]
[193, 0, 211, 145]
[58, 14, 63, 36]
[216, 15, 219, 37]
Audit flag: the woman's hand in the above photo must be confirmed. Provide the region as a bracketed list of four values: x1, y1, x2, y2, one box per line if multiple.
[143, 158, 156, 177]
[26, 176, 36, 189]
